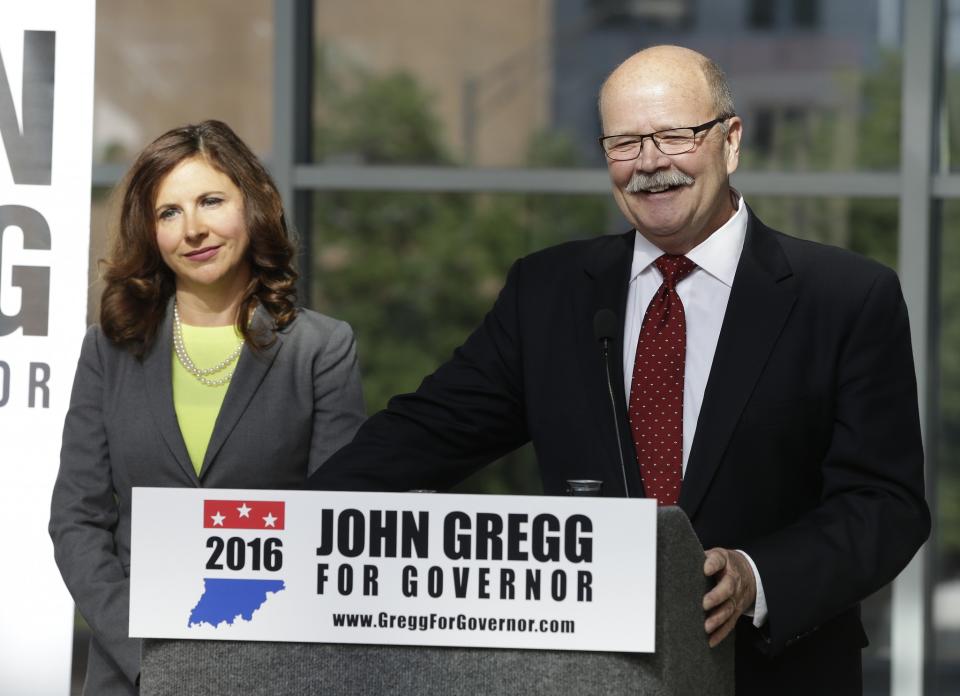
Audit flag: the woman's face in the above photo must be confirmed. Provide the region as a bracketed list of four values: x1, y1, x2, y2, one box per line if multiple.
[154, 156, 251, 298]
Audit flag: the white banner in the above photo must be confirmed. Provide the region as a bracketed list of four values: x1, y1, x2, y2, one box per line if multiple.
[130, 489, 657, 653]
[0, 1, 95, 693]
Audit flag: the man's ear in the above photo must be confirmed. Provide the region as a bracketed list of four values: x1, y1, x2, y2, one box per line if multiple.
[724, 116, 743, 175]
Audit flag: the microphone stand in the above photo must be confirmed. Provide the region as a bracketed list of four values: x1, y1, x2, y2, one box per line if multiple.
[594, 309, 630, 498]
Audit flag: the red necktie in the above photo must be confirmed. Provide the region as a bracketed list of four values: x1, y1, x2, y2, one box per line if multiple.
[628, 254, 696, 506]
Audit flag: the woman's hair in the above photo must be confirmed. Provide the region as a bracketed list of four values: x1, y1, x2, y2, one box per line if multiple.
[100, 120, 298, 356]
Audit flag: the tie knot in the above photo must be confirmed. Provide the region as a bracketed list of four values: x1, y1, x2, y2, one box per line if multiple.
[654, 254, 696, 289]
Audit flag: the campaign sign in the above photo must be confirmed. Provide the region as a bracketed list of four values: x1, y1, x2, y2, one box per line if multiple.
[1, 2, 95, 693]
[130, 488, 657, 653]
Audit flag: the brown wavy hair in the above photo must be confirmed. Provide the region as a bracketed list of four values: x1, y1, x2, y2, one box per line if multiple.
[100, 120, 298, 356]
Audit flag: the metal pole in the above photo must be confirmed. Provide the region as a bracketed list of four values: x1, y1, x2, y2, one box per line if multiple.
[894, 0, 940, 693]
[272, 0, 314, 304]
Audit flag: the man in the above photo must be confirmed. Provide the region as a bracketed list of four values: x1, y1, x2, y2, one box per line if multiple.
[310, 45, 929, 694]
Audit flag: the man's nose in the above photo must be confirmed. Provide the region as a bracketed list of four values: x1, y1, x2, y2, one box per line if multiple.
[635, 137, 670, 173]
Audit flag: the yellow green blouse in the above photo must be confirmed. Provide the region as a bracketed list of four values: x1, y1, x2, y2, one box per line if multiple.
[172, 323, 243, 475]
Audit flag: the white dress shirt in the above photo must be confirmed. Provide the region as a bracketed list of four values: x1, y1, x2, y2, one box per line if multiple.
[622, 192, 768, 626]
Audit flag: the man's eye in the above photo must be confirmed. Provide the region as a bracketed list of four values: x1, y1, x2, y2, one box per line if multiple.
[658, 132, 692, 142]
[612, 138, 640, 150]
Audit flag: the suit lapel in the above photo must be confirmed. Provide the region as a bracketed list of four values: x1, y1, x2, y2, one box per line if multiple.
[198, 309, 282, 480]
[679, 211, 797, 518]
[579, 230, 643, 497]
[143, 298, 197, 484]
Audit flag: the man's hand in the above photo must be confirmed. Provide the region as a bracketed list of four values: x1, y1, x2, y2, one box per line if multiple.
[703, 547, 757, 648]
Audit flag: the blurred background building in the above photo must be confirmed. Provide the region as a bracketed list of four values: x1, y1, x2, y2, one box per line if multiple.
[85, 0, 954, 693]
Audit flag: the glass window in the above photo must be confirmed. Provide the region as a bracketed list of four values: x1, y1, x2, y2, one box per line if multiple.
[93, 0, 273, 164]
[943, 0, 960, 171]
[310, 190, 611, 494]
[746, 196, 898, 267]
[587, 0, 695, 28]
[310, 190, 610, 407]
[313, 0, 901, 171]
[312, 0, 553, 168]
[749, 0, 778, 29]
[88, 188, 113, 324]
[793, 0, 820, 28]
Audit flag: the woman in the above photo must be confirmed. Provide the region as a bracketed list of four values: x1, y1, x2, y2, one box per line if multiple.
[49, 120, 366, 695]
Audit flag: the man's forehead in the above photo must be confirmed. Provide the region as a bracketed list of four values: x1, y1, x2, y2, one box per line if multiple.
[605, 60, 708, 100]
[601, 77, 711, 130]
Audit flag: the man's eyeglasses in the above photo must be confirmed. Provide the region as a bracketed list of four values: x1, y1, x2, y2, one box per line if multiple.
[598, 114, 735, 161]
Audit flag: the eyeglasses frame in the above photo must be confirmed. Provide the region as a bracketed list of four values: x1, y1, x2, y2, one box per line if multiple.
[598, 113, 737, 161]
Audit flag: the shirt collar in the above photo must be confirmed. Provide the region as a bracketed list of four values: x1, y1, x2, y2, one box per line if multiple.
[629, 190, 748, 288]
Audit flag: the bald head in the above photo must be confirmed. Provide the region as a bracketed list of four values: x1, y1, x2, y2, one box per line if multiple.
[599, 46, 734, 131]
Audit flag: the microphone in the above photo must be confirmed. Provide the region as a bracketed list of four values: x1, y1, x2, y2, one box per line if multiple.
[593, 309, 630, 497]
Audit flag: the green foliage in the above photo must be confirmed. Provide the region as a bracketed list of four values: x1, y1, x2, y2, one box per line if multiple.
[317, 71, 451, 165]
[847, 199, 897, 269]
[856, 52, 901, 171]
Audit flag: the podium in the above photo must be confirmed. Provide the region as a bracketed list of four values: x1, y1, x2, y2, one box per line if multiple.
[140, 507, 733, 695]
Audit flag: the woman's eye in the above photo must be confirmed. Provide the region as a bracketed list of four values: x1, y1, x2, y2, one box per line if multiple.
[202, 196, 223, 207]
[158, 208, 178, 221]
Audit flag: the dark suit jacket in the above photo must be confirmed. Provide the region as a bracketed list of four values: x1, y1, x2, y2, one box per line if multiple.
[50, 304, 365, 696]
[310, 210, 929, 695]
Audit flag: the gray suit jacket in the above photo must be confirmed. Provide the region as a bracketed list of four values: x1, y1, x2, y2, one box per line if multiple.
[49, 303, 365, 695]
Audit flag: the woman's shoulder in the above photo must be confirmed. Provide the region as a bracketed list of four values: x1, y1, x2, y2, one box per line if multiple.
[74, 324, 140, 378]
[279, 308, 355, 346]
[81, 323, 123, 356]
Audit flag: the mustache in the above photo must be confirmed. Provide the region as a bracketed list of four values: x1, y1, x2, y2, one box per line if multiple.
[626, 169, 695, 193]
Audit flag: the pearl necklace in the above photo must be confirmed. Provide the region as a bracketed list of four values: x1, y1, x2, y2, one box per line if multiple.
[173, 302, 245, 387]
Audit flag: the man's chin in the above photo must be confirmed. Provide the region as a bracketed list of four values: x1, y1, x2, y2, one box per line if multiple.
[629, 210, 687, 238]
[636, 225, 684, 240]
[633, 223, 698, 254]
